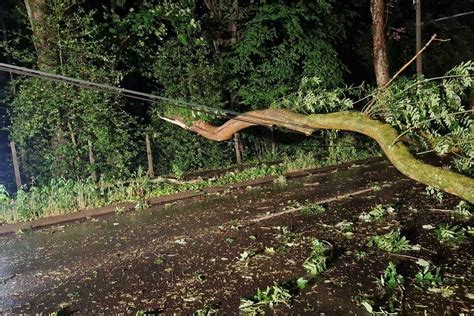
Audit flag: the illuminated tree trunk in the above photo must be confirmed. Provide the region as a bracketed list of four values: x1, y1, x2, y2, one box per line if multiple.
[370, 0, 390, 87]
[24, 0, 55, 70]
[162, 110, 474, 203]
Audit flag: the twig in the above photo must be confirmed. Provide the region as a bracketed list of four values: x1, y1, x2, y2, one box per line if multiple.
[249, 187, 375, 223]
[429, 208, 454, 213]
[363, 34, 439, 115]
[384, 34, 438, 88]
[387, 252, 427, 262]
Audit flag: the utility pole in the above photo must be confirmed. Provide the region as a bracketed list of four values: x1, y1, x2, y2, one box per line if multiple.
[415, 0, 422, 76]
[145, 133, 155, 178]
[10, 142, 22, 189]
[87, 135, 97, 182]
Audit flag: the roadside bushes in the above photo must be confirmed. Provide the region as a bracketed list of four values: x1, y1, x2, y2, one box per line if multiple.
[0, 147, 375, 225]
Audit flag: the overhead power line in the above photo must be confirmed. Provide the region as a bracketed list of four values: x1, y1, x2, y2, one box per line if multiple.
[0, 63, 316, 134]
[421, 11, 474, 25]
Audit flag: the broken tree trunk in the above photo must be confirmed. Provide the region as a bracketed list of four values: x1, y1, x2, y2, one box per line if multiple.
[163, 109, 474, 203]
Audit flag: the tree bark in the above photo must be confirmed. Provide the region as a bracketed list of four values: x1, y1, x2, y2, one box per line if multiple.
[24, 0, 55, 70]
[163, 110, 474, 203]
[371, 0, 390, 87]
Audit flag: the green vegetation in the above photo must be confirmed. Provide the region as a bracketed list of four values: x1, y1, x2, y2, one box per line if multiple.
[335, 220, 354, 239]
[1, 153, 358, 224]
[153, 257, 165, 265]
[275, 226, 296, 251]
[303, 239, 331, 276]
[378, 262, 404, 313]
[359, 204, 396, 222]
[239, 284, 291, 314]
[368, 230, 412, 253]
[435, 224, 466, 245]
[194, 307, 218, 316]
[454, 201, 472, 219]
[300, 202, 326, 215]
[0, 0, 471, 213]
[359, 262, 405, 314]
[296, 277, 308, 290]
[414, 259, 443, 288]
[426, 186, 444, 204]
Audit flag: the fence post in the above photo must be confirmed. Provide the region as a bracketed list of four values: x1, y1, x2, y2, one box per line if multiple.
[10, 142, 22, 189]
[146, 133, 155, 178]
[87, 135, 97, 182]
[234, 133, 243, 165]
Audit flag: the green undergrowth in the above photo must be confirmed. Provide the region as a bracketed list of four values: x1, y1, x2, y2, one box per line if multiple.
[0, 150, 377, 225]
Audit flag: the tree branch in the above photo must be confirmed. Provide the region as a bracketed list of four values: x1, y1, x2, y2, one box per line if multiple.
[165, 110, 474, 203]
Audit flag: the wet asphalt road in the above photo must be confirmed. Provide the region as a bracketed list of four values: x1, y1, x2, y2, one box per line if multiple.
[0, 159, 410, 313]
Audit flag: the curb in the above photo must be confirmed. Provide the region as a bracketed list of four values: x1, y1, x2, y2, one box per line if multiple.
[0, 157, 385, 236]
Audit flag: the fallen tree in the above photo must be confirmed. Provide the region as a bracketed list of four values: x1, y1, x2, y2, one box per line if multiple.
[162, 108, 474, 203]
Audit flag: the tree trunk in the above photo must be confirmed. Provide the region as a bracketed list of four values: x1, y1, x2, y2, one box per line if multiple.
[371, 0, 390, 87]
[24, 0, 55, 70]
[162, 110, 474, 203]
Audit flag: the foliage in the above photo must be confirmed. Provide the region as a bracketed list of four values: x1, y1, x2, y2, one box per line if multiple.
[380, 62, 474, 176]
[275, 225, 295, 251]
[379, 262, 404, 292]
[277, 77, 354, 115]
[359, 204, 396, 222]
[415, 259, 443, 288]
[454, 201, 472, 219]
[303, 239, 330, 276]
[224, 1, 345, 110]
[368, 230, 412, 253]
[0, 151, 355, 224]
[1, 0, 471, 212]
[296, 277, 308, 290]
[378, 262, 404, 314]
[6, 1, 137, 182]
[239, 284, 291, 314]
[146, 2, 225, 120]
[426, 186, 444, 204]
[300, 202, 326, 215]
[150, 121, 233, 176]
[335, 220, 354, 239]
[0, 185, 8, 202]
[435, 224, 466, 245]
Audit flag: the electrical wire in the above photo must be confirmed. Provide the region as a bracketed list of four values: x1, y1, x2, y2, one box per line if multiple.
[0, 63, 317, 134]
[421, 11, 474, 25]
